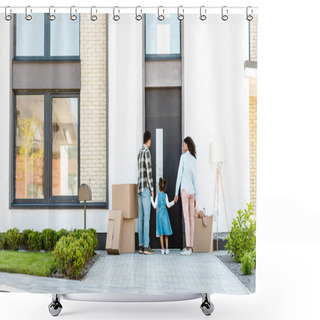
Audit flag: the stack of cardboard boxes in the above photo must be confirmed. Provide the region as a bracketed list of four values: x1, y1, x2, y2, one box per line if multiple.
[106, 184, 138, 255]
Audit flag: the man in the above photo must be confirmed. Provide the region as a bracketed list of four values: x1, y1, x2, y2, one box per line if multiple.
[137, 131, 154, 255]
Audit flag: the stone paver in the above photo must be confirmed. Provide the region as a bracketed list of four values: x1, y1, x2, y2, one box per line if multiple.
[0, 250, 249, 295]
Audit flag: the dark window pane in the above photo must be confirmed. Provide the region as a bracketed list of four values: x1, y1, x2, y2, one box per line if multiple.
[146, 14, 180, 55]
[52, 97, 78, 196]
[16, 14, 45, 57]
[50, 14, 80, 57]
[15, 95, 44, 199]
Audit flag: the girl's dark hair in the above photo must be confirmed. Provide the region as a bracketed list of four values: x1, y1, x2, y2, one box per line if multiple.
[184, 136, 196, 159]
[159, 178, 168, 192]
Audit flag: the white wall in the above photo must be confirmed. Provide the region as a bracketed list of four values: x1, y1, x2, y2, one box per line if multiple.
[108, 14, 144, 208]
[183, 14, 250, 232]
[0, 19, 11, 232]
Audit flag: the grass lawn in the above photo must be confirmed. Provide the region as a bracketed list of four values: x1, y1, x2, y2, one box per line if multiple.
[0, 251, 56, 277]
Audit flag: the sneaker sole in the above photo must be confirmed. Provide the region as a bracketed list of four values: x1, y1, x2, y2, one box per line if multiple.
[144, 251, 154, 255]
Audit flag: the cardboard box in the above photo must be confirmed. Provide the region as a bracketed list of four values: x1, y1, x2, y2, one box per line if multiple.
[106, 210, 123, 255]
[112, 184, 138, 219]
[193, 216, 214, 253]
[120, 218, 136, 253]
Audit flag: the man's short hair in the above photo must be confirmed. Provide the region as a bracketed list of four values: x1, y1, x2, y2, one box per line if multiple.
[144, 131, 151, 144]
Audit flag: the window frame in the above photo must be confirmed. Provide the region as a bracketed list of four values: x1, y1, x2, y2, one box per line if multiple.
[14, 13, 80, 61]
[144, 14, 182, 61]
[12, 91, 81, 207]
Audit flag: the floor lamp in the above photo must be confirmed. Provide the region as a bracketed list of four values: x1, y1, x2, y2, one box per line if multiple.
[209, 142, 228, 251]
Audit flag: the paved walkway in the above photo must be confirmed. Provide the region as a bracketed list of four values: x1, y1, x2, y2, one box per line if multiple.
[0, 250, 249, 295]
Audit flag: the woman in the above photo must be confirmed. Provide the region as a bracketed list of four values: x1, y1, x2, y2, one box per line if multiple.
[174, 137, 197, 256]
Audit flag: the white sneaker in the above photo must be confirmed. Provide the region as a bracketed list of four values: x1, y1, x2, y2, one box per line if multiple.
[180, 249, 191, 256]
[161, 249, 165, 255]
[165, 249, 169, 255]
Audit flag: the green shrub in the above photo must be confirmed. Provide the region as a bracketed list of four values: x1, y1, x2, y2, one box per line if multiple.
[225, 203, 256, 262]
[57, 228, 69, 240]
[5, 228, 22, 251]
[65, 239, 87, 278]
[53, 236, 70, 274]
[240, 252, 255, 275]
[42, 229, 58, 252]
[53, 236, 87, 279]
[0, 234, 5, 250]
[53, 229, 98, 279]
[87, 228, 98, 252]
[250, 250, 256, 267]
[22, 229, 33, 250]
[28, 231, 42, 252]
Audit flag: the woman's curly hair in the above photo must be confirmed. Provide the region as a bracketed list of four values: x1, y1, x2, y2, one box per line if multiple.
[184, 136, 196, 159]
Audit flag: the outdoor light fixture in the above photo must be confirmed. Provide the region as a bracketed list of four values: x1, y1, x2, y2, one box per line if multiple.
[209, 141, 228, 251]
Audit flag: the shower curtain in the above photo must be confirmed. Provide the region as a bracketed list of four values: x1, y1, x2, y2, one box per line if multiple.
[0, 7, 256, 299]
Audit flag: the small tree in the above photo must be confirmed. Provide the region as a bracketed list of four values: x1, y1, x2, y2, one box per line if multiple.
[225, 203, 256, 262]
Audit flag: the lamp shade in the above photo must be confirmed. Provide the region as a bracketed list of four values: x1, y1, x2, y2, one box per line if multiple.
[209, 141, 227, 164]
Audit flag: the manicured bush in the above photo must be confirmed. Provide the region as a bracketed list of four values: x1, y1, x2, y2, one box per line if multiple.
[53, 229, 98, 279]
[225, 203, 256, 262]
[22, 229, 33, 250]
[240, 252, 255, 275]
[87, 228, 98, 252]
[28, 231, 42, 252]
[4, 228, 22, 251]
[53, 236, 89, 279]
[0, 234, 5, 250]
[42, 229, 58, 252]
[57, 228, 69, 240]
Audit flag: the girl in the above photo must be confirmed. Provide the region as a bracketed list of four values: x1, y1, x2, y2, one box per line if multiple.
[151, 178, 175, 254]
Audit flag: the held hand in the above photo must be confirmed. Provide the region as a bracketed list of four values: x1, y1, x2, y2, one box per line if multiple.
[174, 195, 178, 203]
[151, 191, 154, 199]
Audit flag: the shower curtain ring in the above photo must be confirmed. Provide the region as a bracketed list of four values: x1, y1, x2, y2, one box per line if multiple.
[91, 6, 98, 21]
[4, 6, 12, 21]
[158, 6, 165, 21]
[200, 6, 207, 21]
[25, 6, 32, 21]
[135, 6, 143, 21]
[221, 6, 228, 21]
[177, 6, 184, 21]
[113, 6, 120, 21]
[246, 6, 253, 21]
[70, 6, 77, 21]
[49, 6, 56, 21]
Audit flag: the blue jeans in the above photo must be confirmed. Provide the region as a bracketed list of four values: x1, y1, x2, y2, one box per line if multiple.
[138, 188, 151, 248]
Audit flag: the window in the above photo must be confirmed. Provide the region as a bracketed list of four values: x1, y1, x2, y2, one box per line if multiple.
[14, 92, 79, 205]
[15, 13, 80, 60]
[145, 14, 181, 60]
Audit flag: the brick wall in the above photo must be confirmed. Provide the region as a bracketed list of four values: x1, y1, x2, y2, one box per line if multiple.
[80, 14, 107, 202]
[250, 14, 258, 61]
[249, 14, 258, 215]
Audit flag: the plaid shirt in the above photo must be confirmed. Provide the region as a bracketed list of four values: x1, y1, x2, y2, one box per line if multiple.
[137, 145, 154, 194]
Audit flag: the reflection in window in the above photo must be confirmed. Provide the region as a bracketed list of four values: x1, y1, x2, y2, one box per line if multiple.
[145, 14, 180, 56]
[15, 95, 44, 199]
[52, 97, 78, 196]
[50, 14, 80, 56]
[16, 14, 45, 57]
[15, 13, 79, 59]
